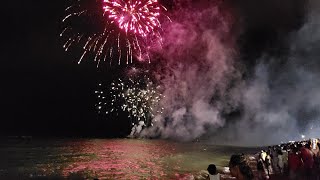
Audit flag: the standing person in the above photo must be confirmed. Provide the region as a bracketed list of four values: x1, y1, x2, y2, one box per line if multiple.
[256, 155, 266, 180]
[271, 147, 279, 174]
[314, 143, 320, 180]
[300, 142, 314, 179]
[277, 149, 284, 174]
[282, 146, 289, 174]
[265, 151, 273, 176]
[207, 164, 220, 180]
[288, 145, 303, 179]
[228, 154, 254, 180]
[261, 150, 270, 178]
[311, 139, 319, 156]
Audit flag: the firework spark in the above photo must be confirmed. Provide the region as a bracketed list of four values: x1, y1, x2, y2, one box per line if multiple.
[61, 0, 168, 66]
[103, 0, 162, 37]
[96, 77, 163, 127]
[111, 77, 163, 126]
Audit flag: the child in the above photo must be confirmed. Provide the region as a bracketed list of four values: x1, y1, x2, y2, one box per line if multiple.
[207, 164, 220, 180]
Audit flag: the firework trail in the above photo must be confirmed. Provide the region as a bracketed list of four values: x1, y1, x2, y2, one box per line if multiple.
[95, 76, 163, 127]
[61, 0, 168, 66]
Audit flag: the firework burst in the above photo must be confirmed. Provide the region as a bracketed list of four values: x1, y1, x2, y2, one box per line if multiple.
[107, 77, 163, 126]
[61, 0, 168, 66]
[103, 0, 161, 37]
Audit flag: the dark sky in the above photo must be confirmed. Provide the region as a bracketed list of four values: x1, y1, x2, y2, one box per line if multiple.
[1, 0, 103, 136]
[1, 0, 307, 137]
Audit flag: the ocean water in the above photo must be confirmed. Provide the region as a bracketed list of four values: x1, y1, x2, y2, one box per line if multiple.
[0, 138, 259, 179]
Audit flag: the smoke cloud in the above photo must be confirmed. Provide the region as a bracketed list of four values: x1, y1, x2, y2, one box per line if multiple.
[221, 1, 320, 145]
[140, 0, 320, 145]
[140, 4, 241, 141]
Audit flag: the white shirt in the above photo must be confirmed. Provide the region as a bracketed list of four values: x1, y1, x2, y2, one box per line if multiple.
[209, 173, 220, 180]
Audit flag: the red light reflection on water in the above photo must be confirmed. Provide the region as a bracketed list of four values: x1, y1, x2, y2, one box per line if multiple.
[60, 139, 180, 179]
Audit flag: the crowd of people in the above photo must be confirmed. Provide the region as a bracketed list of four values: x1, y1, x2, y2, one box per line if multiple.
[206, 138, 320, 180]
[255, 138, 320, 180]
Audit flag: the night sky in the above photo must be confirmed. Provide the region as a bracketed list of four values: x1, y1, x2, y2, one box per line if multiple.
[1, 0, 309, 138]
[2, 0, 101, 136]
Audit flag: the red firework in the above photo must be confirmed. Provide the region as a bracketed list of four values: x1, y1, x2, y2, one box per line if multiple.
[103, 0, 161, 37]
[62, 0, 168, 66]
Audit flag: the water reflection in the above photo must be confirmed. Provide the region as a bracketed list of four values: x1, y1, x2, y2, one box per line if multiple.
[0, 138, 258, 179]
[61, 139, 179, 179]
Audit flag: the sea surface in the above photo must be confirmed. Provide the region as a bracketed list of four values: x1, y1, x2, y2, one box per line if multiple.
[0, 138, 259, 179]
